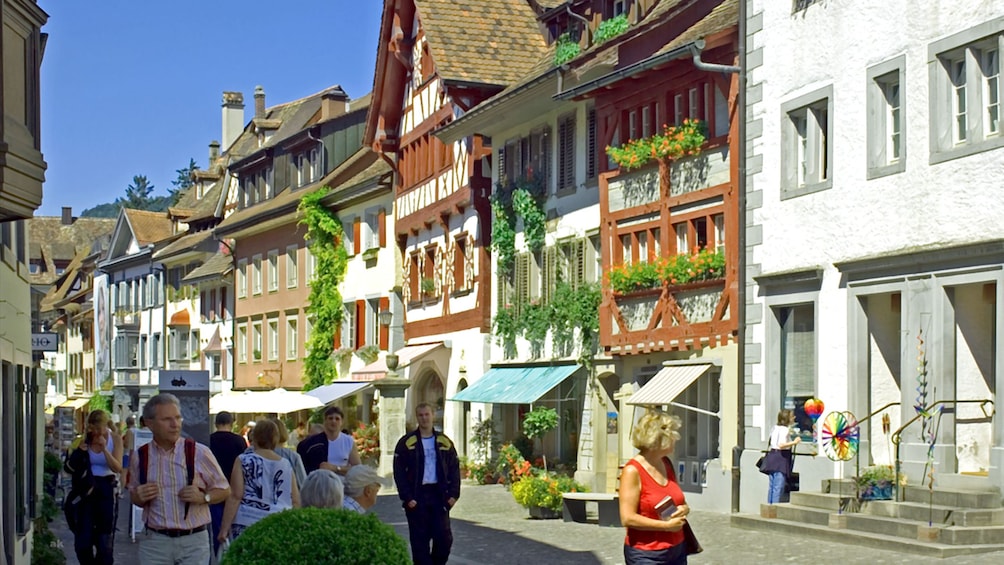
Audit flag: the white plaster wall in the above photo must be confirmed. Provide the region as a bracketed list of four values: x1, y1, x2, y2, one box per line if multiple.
[341, 192, 399, 302]
[748, 0, 1004, 430]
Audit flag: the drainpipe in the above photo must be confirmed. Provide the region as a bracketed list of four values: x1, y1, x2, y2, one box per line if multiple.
[565, 3, 591, 47]
[732, 1, 748, 515]
[688, 39, 742, 75]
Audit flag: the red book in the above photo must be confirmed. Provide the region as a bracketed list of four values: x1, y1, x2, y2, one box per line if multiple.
[654, 496, 677, 520]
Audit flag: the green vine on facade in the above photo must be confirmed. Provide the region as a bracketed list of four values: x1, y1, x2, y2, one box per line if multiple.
[553, 33, 581, 65]
[490, 176, 546, 274]
[298, 187, 349, 390]
[493, 280, 601, 364]
[606, 119, 707, 170]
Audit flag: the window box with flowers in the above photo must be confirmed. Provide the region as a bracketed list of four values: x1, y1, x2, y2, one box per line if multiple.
[606, 119, 707, 171]
[608, 248, 726, 295]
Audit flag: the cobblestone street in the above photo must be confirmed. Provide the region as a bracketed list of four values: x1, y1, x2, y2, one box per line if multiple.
[52, 482, 1004, 564]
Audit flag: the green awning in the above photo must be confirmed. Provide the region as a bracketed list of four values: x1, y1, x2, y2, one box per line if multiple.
[449, 365, 580, 404]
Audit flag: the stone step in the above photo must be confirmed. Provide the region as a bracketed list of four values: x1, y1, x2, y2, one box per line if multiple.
[774, 503, 830, 526]
[788, 491, 855, 512]
[732, 513, 1004, 558]
[820, 478, 857, 496]
[864, 499, 1004, 527]
[902, 485, 1003, 509]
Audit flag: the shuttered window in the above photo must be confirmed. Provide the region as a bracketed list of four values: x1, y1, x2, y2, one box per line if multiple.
[587, 108, 597, 178]
[558, 113, 576, 192]
[779, 304, 816, 398]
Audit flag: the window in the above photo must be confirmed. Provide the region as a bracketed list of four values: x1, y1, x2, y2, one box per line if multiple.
[780, 85, 833, 198]
[366, 299, 379, 348]
[237, 323, 248, 364]
[252, 321, 263, 361]
[777, 303, 816, 439]
[4, 364, 39, 534]
[151, 333, 161, 368]
[237, 259, 247, 299]
[252, 254, 262, 295]
[286, 245, 298, 288]
[296, 147, 321, 187]
[139, 335, 148, 369]
[500, 127, 551, 187]
[114, 333, 140, 369]
[169, 329, 190, 362]
[267, 250, 278, 292]
[364, 209, 380, 251]
[267, 318, 278, 361]
[557, 113, 576, 192]
[304, 316, 313, 346]
[342, 220, 355, 255]
[305, 248, 316, 285]
[867, 57, 906, 178]
[453, 235, 473, 292]
[341, 303, 356, 349]
[191, 329, 200, 360]
[930, 23, 1004, 162]
[286, 317, 298, 360]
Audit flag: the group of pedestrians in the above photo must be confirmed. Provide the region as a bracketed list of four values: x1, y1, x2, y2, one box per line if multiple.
[63, 393, 463, 565]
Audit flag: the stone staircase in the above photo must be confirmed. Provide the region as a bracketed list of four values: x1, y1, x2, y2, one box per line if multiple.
[732, 478, 1004, 558]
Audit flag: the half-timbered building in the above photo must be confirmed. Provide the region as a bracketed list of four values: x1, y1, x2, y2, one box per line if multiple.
[366, 0, 548, 444]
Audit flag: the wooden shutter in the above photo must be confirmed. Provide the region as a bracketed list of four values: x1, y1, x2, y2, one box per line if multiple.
[586, 108, 597, 178]
[497, 145, 506, 183]
[378, 297, 389, 350]
[515, 253, 530, 315]
[355, 300, 366, 347]
[558, 114, 576, 191]
[453, 237, 465, 291]
[353, 217, 362, 255]
[378, 208, 387, 248]
[542, 246, 558, 303]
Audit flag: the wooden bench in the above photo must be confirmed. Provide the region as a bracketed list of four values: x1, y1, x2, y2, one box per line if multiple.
[561, 492, 621, 527]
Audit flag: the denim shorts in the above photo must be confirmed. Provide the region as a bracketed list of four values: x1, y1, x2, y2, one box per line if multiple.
[624, 542, 687, 565]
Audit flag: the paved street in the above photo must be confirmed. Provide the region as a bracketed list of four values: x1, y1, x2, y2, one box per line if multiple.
[51, 482, 1004, 564]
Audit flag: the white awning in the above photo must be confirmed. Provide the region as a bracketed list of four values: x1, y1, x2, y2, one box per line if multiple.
[627, 363, 713, 407]
[303, 381, 372, 405]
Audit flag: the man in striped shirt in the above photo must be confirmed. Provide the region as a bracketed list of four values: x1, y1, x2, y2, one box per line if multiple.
[128, 394, 230, 565]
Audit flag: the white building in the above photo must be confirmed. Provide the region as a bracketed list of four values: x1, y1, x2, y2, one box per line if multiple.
[742, 0, 1004, 511]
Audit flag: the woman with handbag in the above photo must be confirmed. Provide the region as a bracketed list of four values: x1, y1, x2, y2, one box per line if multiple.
[762, 409, 801, 504]
[64, 409, 123, 565]
[618, 408, 695, 565]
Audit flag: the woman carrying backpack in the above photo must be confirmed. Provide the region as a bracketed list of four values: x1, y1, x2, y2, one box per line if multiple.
[64, 409, 123, 565]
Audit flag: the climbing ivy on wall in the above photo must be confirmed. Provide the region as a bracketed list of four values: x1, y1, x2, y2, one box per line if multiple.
[298, 187, 349, 390]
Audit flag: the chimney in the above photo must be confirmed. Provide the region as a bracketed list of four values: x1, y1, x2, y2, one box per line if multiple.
[254, 85, 266, 119]
[221, 91, 245, 150]
[320, 86, 350, 121]
[209, 141, 220, 164]
[61, 206, 73, 225]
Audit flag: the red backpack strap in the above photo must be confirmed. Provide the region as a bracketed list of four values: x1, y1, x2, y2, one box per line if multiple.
[138, 444, 150, 485]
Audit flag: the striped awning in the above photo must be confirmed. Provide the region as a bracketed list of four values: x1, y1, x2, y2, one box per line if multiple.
[449, 365, 580, 404]
[627, 364, 713, 406]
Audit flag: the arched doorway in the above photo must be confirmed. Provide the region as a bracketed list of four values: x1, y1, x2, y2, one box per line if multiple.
[456, 379, 469, 456]
[414, 370, 446, 431]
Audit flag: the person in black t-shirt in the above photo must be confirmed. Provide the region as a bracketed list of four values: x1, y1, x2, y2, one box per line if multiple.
[209, 411, 245, 554]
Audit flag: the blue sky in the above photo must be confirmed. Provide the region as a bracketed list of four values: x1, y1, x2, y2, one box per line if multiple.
[37, 1, 383, 216]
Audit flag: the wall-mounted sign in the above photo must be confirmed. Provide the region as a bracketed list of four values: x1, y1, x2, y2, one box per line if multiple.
[31, 332, 58, 352]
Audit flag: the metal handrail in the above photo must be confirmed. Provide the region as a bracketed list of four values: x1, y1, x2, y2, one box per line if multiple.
[891, 398, 995, 501]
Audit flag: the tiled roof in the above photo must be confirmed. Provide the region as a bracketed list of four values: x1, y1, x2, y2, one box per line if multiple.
[657, 0, 737, 55]
[152, 229, 216, 260]
[182, 252, 232, 283]
[414, 0, 548, 86]
[27, 216, 116, 285]
[124, 209, 173, 246]
[39, 248, 88, 312]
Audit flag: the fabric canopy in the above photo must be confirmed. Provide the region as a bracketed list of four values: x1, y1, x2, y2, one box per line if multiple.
[449, 365, 580, 404]
[210, 388, 323, 414]
[303, 381, 371, 405]
[627, 364, 713, 406]
[58, 397, 90, 410]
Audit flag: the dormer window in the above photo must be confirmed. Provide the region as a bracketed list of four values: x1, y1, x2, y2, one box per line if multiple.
[239, 165, 274, 208]
[612, 0, 627, 17]
[296, 147, 321, 187]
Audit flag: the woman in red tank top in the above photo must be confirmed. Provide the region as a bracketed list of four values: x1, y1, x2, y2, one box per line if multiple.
[618, 409, 689, 564]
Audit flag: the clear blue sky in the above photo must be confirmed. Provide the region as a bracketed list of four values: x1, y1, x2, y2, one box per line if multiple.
[37, 1, 383, 217]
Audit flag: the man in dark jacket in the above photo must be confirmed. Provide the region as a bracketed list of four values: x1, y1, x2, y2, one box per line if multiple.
[393, 403, 460, 565]
[208, 411, 245, 554]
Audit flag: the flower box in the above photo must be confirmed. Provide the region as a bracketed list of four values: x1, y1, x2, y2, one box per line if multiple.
[859, 481, 893, 501]
[528, 505, 561, 520]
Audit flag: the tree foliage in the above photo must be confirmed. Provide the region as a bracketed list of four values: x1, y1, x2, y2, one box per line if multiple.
[298, 187, 348, 390]
[170, 157, 199, 204]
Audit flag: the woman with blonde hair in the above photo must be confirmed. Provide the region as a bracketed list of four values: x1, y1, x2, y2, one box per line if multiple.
[64, 409, 123, 564]
[619, 408, 690, 564]
[219, 419, 300, 543]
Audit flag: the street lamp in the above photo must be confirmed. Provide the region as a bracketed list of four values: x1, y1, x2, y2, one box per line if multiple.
[378, 308, 393, 328]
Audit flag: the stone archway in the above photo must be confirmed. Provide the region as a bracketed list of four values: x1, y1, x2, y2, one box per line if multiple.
[413, 369, 446, 431]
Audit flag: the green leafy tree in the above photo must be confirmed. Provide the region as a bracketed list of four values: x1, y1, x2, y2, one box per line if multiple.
[120, 175, 155, 209]
[170, 158, 198, 204]
[298, 187, 349, 390]
[523, 406, 559, 472]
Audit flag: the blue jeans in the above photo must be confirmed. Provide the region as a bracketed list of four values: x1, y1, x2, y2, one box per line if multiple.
[767, 471, 786, 504]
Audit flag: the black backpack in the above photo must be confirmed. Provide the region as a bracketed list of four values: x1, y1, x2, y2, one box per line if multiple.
[137, 437, 198, 518]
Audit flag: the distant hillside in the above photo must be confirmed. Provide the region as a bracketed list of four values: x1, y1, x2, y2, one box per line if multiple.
[81, 195, 173, 218]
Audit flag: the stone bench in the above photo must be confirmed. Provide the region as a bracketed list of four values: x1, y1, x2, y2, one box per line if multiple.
[561, 492, 621, 527]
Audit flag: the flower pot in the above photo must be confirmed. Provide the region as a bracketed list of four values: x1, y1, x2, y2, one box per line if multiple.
[859, 481, 893, 500]
[528, 505, 561, 520]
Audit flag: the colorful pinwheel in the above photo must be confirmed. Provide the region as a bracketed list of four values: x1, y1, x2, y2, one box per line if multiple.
[820, 411, 860, 462]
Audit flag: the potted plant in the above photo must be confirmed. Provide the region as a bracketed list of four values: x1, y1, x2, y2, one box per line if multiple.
[252, 349, 262, 361]
[856, 464, 901, 500]
[355, 344, 380, 365]
[420, 277, 436, 297]
[523, 407, 558, 472]
[511, 471, 588, 519]
[331, 347, 354, 365]
[352, 421, 380, 465]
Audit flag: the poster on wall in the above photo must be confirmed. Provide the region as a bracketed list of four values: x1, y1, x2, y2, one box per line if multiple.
[159, 370, 210, 446]
[93, 275, 110, 387]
